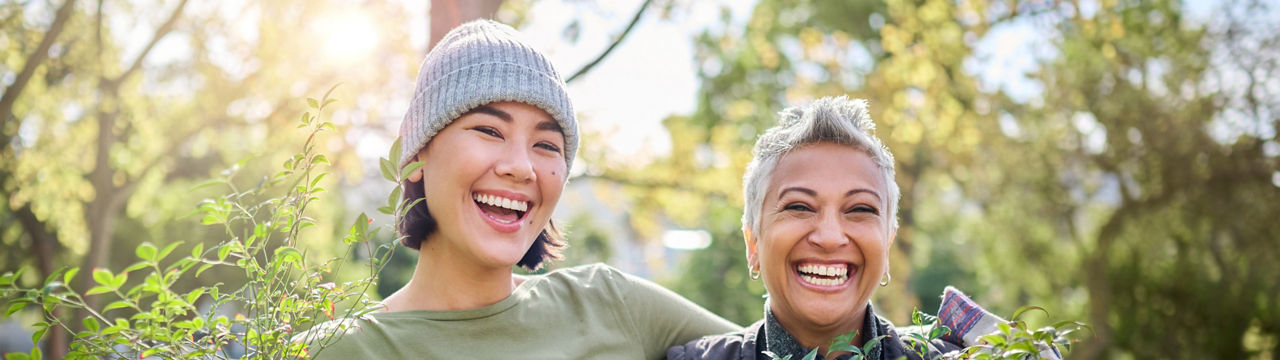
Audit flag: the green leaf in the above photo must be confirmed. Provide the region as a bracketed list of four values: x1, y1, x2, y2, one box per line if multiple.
[185, 288, 206, 304]
[32, 326, 47, 346]
[191, 243, 205, 258]
[82, 317, 100, 333]
[111, 273, 128, 289]
[157, 242, 181, 262]
[136, 242, 157, 261]
[322, 98, 338, 108]
[1011, 306, 1046, 321]
[400, 161, 424, 180]
[274, 247, 303, 266]
[103, 300, 132, 312]
[122, 261, 148, 274]
[380, 158, 395, 182]
[62, 268, 79, 286]
[218, 243, 233, 262]
[6, 302, 28, 317]
[42, 268, 63, 288]
[389, 137, 403, 166]
[0, 270, 18, 287]
[310, 172, 329, 189]
[5, 353, 30, 360]
[85, 286, 114, 296]
[826, 329, 860, 354]
[861, 335, 889, 357]
[196, 263, 215, 277]
[322, 83, 342, 102]
[800, 349, 818, 360]
[92, 268, 114, 287]
[307, 97, 319, 109]
[313, 154, 329, 166]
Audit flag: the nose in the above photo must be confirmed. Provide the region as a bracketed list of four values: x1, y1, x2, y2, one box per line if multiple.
[495, 144, 536, 183]
[806, 210, 849, 251]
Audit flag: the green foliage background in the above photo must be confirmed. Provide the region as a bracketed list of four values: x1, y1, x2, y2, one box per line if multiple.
[2, 0, 1277, 359]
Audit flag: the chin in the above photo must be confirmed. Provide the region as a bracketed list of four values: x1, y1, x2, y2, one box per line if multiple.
[801, 304, 860, 327]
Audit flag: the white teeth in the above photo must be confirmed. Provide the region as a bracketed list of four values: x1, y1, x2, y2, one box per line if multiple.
[796, 263, 850, 286]
[799, 274, 850, 287]
[473, 193, 528, 212]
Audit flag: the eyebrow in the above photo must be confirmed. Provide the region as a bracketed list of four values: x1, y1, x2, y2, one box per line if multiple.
[466, 105, 563, 133]
[847, 189, 882, 201]
[777, 186, 882, 201]
[465, 105, 512, 121]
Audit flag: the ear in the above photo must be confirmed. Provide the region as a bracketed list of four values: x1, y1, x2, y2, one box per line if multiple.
[407, 154, 424, 182]
[744, 226, 759, 270]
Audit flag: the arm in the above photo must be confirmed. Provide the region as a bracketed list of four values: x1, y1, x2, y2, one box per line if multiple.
[609, 268, 742, 359]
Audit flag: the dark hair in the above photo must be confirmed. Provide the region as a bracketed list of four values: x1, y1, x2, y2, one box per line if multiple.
[397, 177, 565, 271]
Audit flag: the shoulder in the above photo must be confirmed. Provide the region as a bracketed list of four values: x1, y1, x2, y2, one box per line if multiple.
[666, 320, 762, 360]
[543, 262, 625, 281]
[292, 316, 384, 358]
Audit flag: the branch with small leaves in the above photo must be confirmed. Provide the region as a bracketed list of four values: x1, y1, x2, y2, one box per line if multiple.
[0, 84, 418, 360]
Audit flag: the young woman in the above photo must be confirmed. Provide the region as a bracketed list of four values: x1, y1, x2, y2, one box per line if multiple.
[306, 20, 738, 359]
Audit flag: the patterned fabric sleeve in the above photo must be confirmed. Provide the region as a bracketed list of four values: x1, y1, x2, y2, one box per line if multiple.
[936, 286, 1062, 360]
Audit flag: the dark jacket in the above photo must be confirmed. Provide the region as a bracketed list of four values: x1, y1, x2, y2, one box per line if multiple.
[667, 304, 962, 360]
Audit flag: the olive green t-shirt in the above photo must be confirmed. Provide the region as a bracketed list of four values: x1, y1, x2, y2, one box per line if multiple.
[302, 263, 740, 359]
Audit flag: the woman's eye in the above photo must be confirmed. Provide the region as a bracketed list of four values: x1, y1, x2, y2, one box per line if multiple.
[846, 205, 879, 215]
[536, 142, 562, 154]
[472, 126, 502, 139]
[784, 203, 813, 212]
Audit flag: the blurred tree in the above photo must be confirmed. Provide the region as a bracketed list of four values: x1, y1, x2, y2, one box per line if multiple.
[1, 0, 418, 356]
[962, 0, 1280, 358]
[591, 0, 1279, 358]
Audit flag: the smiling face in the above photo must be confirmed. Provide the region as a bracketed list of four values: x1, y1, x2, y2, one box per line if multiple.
[409, 101, 568, 270]
[747, 141, 895, 337]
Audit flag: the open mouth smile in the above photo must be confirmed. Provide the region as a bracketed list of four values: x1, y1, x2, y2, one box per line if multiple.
[794, 262, 853, 288]
[473, 192, 529, 226]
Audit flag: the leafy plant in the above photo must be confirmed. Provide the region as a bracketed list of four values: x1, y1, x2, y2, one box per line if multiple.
[0, 85, 420, 360]
[764, 328, 887, 360]
[762, 307, 1088, 360]
[939, 306, 1093, 360]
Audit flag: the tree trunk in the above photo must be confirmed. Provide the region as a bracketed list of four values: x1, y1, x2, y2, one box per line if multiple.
[15, 204, 67, 358]
[428, 0, 504, 50]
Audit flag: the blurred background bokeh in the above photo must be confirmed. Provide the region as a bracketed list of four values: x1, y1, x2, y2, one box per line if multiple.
[2, 0, 1277, 358]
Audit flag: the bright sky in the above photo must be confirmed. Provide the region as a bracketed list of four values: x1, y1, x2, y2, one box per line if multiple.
[520, 1, 755, 165]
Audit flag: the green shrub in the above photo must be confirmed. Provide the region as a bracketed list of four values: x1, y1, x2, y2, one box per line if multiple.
[0, 85, 419, 359]
[767, 308, 1090, 360]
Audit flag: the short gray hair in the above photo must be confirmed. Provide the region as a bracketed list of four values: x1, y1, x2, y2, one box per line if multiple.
[741, 96, 900, 235]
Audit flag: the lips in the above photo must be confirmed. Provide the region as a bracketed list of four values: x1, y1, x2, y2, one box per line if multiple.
[794, 262, 852, 287]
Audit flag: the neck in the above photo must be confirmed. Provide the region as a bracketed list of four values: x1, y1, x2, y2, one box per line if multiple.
[772, 305, 866, 357]
[383, 240, 522, 312]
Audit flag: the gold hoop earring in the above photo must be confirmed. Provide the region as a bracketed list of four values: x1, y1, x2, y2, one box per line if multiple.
[879, 272, 891, 287]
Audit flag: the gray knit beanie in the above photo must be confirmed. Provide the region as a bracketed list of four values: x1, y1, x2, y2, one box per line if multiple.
[399, 19, 577, 170]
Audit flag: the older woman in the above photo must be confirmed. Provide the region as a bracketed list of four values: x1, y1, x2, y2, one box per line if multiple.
[668, 97, 1011, 360]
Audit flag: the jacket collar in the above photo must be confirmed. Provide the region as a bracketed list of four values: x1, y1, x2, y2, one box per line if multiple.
[759, 301, 884, 360]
